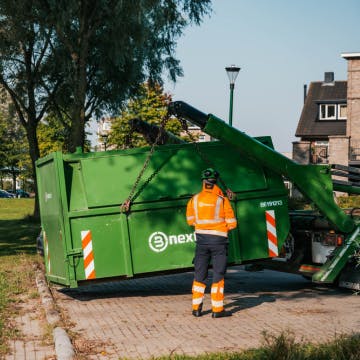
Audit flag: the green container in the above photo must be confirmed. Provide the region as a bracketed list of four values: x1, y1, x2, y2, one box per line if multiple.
[36, 139, 289, 287]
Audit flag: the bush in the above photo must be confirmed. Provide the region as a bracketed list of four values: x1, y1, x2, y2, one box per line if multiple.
[337, 196, 360, 209]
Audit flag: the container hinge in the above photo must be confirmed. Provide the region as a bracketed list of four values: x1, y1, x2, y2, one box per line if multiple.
[67, 248, 83, 257]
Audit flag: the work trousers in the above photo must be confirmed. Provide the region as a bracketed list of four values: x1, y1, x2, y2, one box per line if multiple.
[194, 242, 228, 283]
[192, 239, 228, 313]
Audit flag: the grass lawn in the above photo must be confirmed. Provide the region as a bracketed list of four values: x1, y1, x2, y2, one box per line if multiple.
[0, 199, 359, 359]
[155, 332, 360, 360]
[0, 199, 41, 355]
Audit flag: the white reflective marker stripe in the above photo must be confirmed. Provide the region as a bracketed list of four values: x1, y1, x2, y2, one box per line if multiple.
[268, 240, 278, 255]
[192, 298, 204, 305]
[211, 300, 223, 307]
[187, 216, 195, 220]
[267, 222, 276, 236]
[85, 260, 95, 278]
[83, 241, 93, 260]
[196, 230, 228, 237]
[193, 285, 206, 293]
[266, 210, 278, 257]
[81, 230, 96, 279]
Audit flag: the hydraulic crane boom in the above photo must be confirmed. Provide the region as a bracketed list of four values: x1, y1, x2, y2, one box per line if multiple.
[128, 118, 185, 145]
[168, 101, 356, 234]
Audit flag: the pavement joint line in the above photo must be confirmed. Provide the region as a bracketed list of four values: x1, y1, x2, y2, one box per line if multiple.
[35, 269, 75, 360]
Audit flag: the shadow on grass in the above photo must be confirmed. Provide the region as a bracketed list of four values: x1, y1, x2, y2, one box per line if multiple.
[0, 218, 40, 256]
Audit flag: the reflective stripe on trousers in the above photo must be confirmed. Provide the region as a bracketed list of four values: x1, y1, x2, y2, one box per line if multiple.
[192, 280, 206, 310]
[211, 279, 225, 313]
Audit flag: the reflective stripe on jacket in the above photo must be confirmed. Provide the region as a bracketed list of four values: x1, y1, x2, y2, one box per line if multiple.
[186, 183, 237, 237]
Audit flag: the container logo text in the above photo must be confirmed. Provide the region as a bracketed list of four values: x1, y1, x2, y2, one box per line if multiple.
[149, 231, 195, 253]
[260, 200, 283, 208]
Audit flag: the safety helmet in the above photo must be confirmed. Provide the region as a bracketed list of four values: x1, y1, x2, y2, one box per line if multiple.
[201, 168, 219, 181]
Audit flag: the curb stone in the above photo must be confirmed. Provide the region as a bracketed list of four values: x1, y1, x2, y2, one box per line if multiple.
[35, 269, 75, 360]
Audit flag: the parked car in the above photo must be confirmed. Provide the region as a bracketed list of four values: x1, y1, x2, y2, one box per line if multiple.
[0, 189, 15, 198]
[16, 189, 30, 198]
[7, 189, 30, 198]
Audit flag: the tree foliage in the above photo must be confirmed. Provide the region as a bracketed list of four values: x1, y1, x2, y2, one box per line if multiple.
[37, 115, 68, 157]
[0, 0, 212, 217]
[41, 0, 212, 151]
[0, 0, 61, 215]
[0, 0, 60, 152]
[0, 96, 31, 191]
[37, 113, 92, 156]
[109, 81, 186, 148]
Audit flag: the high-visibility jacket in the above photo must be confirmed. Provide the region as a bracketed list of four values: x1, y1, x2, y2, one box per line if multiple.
[186, 183, 237, 237]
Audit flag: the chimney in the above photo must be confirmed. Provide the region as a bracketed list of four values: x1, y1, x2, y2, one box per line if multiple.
[324, 72, 334, 84]
[303, 84, 307, 104]
[341, 52, 360, 152]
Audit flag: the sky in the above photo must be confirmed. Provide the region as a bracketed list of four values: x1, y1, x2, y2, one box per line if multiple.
[162, 0, 360, 153]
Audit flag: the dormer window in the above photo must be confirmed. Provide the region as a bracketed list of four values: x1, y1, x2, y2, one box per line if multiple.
[319, 103, 347, 120]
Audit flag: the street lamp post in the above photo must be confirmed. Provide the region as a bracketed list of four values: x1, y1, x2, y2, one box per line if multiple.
[102, 134, 109, 151]
[225, 65, 241, 126]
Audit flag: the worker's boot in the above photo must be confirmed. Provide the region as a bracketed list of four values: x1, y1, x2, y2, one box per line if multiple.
[192, 280, 205, 317]
[192, 303, 203, 317]
[211, 279, 230, 318]
[212, 310, 232, 318]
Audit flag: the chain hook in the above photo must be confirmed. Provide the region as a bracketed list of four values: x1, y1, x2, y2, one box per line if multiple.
[120, 199, 131, 213]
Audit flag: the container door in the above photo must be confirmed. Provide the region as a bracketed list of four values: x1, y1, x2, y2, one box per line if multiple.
[70, 214, 131, 282]
[37, 158, 69, 284]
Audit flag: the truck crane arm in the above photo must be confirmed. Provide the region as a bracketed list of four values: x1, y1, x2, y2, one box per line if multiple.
[128, 118, 185, 145]
[168, 101, 355, 234]
[169, 101, 360, 285]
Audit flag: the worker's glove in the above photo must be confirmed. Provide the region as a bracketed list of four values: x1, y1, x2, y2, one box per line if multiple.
[226, 189, 236, 201]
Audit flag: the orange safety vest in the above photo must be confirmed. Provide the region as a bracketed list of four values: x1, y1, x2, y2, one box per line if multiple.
[186, 183, 237, 237]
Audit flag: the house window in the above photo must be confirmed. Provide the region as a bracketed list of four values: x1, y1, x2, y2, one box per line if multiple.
[319, 104, 347, 120]
[103, 121, 111, 131]
[311, 141, 329, 164]
[319, 104, 336, 120]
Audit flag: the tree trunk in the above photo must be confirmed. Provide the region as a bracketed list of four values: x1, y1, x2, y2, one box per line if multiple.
[69, 61, 86, 152]
[69, 98, 86, 152]
[26, 121, 41, 219]
[68, 3, 90, 153]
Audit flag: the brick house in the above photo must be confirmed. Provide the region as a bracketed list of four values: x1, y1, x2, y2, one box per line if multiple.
[293, 53, 360, 168]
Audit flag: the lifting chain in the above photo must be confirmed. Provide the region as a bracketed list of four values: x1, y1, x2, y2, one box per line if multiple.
[179, 118, 236, 201]
[120, 113, 170, 213]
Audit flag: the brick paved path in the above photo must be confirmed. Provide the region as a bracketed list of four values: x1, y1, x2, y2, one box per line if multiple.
[5, 296, 55, 360]
[51, 267, 360, 359]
